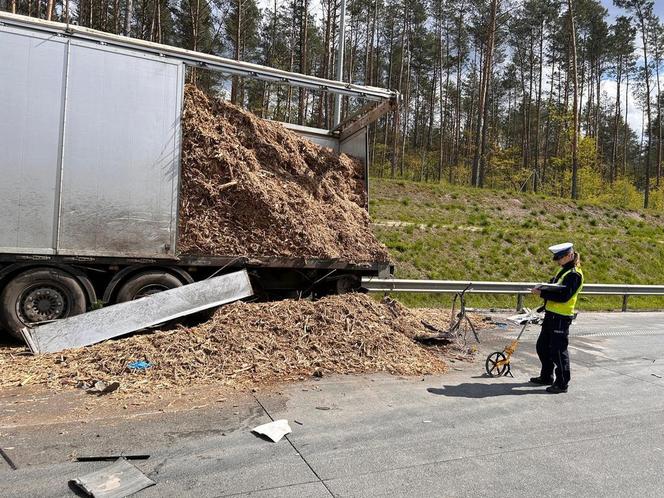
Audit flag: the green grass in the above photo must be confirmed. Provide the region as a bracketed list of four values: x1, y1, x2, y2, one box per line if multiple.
[369, 179, 664, 311]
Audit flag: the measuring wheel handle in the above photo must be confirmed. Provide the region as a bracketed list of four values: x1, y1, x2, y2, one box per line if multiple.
[485, 351, 509, 377]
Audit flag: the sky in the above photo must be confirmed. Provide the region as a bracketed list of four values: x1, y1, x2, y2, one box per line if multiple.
[603, 0, 664, 22]
[600, 1, 664, 135]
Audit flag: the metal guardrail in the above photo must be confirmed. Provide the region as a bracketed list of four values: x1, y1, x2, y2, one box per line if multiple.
[362, 278, 664, 311]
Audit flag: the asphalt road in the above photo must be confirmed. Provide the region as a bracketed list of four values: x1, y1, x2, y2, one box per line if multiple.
[2, 312, 664, 497]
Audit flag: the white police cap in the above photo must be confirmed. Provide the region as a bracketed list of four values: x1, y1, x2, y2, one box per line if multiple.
[548, 242, 573, 260]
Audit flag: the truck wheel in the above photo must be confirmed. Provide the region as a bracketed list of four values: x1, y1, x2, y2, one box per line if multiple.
[116, 271, 183, 302]
[0, 268, 87, 339]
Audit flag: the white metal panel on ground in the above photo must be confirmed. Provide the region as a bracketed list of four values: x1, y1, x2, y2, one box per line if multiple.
[22, 270, 253, 354]
[57, 40, 184, 258]
[70, 458, 156, 498]
[0, 27, 67, 254]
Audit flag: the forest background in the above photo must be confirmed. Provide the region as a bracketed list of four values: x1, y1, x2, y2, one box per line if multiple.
[4, 0, 664, 211]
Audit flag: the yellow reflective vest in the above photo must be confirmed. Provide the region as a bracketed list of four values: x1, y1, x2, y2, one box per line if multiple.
[545, 267, 584, 317]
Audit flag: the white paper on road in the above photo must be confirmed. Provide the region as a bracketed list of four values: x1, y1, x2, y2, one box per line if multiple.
[252, 419, 292, 442]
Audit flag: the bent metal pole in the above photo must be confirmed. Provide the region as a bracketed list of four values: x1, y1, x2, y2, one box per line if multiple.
[0, 11, 392, 103]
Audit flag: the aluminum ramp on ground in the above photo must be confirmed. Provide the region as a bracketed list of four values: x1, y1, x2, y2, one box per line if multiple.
[22, 270, 253, 354]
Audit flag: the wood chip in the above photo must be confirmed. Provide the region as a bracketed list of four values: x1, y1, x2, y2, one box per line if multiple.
[177, 86, 390, 262]
[1, 296, 482, 398]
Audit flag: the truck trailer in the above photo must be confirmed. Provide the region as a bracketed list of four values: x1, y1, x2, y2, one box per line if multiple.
[0, 12, 397, 338]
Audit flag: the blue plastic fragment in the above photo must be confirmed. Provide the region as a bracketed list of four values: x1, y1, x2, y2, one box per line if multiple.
[128, 360, 152, 370]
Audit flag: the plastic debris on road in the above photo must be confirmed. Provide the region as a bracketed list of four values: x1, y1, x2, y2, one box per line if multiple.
[128, 361, 152, 370]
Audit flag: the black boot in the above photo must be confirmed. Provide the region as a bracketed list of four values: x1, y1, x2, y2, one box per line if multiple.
[529, 376, 553, 385]
[546, 385, 568, 394]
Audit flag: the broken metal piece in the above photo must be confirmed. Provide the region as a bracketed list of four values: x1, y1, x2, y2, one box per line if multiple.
[0, 447, 17, 470]
[506, 310, 542, 325]
[414, 333, 455, 345]
[85, 381, 121, 396]
[22, 270, 254, 354]
[76, 455, 150, 462]
[70, 458, 155, 498]
[421, 320, 446, 335]
[252, 419, 291, 443]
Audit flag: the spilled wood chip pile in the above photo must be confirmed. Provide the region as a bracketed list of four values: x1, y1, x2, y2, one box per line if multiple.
[178, 86, 389, 262]
[0, 295, 476, 396]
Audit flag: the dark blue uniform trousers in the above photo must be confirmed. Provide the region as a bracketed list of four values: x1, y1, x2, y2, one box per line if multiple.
[536, 312, 572, 388]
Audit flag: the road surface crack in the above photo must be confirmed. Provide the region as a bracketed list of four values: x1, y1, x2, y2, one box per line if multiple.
[252, 394, 335, 497]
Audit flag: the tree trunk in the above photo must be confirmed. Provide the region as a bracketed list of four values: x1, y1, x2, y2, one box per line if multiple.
[392, 7, 408, 177]
[114, 0, 120, 33]
[298, 0, 308, 125]
[428, 67, 436, 152]
[595, 59, 603, 164]
[534, 21, 544, 192]
[655, 36, 662, 187]
[519, 60, 528, 173]
[436, 7, 444, 181]
[400, 32, 412, 177]
[453, 11, 463, 178]
[317, 0, 332, 127]
[611, 55, 623, 183]
[543, 56, 556, 186]
[567, 0, 579, 200]
[624, 71, 630, 177]
[383, 17, 395, 174]
[471, 0, 498, 188]
[124, 0, 132, 36]
[286, 9, 297, 122]
[231, 0, 242, 104]
[440, 17, 451, 182]
[524, 36, 534, 183]
[638, 7, 652, 208]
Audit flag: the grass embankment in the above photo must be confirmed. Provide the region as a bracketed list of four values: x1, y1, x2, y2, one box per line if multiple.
[369, 179, 664, 311]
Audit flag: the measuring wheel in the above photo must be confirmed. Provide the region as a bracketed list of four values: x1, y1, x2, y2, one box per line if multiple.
[485, 351, 509, 377]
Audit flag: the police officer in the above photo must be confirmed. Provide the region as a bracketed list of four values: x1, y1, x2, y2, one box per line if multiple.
[529, 242, 584, 393]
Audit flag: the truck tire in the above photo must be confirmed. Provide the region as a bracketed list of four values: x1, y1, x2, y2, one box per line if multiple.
[115, 271, 183, 302]
[0, 268, 87, 339]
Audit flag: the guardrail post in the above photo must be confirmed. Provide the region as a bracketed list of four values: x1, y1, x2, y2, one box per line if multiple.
[622, 295, 629, 312]
[516, 294, 524, 312]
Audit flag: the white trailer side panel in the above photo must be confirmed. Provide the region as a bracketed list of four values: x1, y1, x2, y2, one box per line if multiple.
[0, 28, 67, 254]
[0, 24, 183, 258]
[57, 40, 183, 257]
